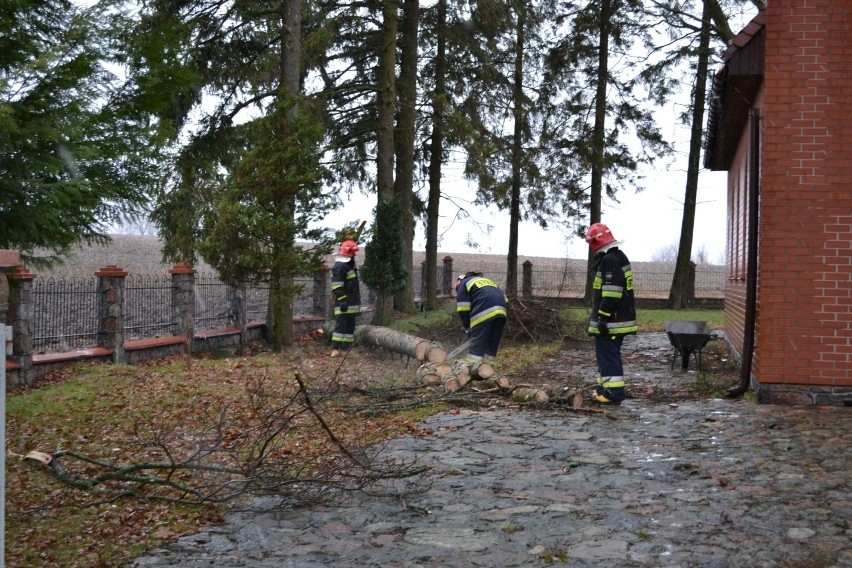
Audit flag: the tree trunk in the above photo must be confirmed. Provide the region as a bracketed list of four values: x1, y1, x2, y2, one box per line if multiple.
[376, 0, 397, 204]
[505, 0, 525, 299]
[354, 325, 447, 362]
[584, 0, 612, 302]
[372, 0, 399, 326]
[424, 0, 447, 312]
[668, 0, 712, 309]
[267, 0, 302, 349]
[393, 0, 418, 314]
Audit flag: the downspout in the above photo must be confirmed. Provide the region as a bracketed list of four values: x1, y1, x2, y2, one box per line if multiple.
[728, 108, 761, 397]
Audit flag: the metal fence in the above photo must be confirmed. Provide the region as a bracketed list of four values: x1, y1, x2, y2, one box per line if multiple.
[125, 274, 174, 341]
[440, 263, 725, 300]
[28, 263, 726, 354]
[32, 276, 99, 352]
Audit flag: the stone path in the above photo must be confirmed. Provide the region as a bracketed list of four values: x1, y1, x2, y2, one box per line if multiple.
[131, 334, 852, 568]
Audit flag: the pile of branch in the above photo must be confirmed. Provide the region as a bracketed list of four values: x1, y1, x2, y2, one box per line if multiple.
[505, 297, 586, 343]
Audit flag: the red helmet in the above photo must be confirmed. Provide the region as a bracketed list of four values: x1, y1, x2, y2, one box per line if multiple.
[585, 223, 616, 251]
[455, 273, 465, 291]
[339, 240, 359, 257]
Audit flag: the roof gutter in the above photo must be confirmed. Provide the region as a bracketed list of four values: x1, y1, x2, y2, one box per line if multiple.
[729, 108, 761, 398]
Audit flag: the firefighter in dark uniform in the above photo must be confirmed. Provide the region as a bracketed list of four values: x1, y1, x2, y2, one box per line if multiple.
[455, 271, 509, 371]
[585, 223, 638, 404]
[331, 240, 361, 356]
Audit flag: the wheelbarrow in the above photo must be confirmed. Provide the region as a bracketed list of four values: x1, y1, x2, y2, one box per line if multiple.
[664, 320, 717, 371]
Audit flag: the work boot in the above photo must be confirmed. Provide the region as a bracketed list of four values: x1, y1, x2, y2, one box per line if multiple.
[330, 349, 340, 357]
[592, 385, 624, 405]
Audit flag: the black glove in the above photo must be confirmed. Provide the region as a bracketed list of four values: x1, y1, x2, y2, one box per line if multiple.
[340, 303, 348, 313]
[597, 320, 608, 336]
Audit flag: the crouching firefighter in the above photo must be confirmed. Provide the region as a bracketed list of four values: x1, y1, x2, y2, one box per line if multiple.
[585, 223, 638, 404]
[331, 240, 362, 356]
[455, 271, 509, 375]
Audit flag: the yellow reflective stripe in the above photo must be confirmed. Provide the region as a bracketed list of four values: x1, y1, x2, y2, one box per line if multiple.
[334, 305, 361, 315]
[470, 306, 507, 327]
[602, 378, 624, 389]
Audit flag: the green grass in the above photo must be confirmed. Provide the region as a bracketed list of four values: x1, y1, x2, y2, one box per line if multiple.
[391, 300, 456, 333]
[566, 306, 724, 332]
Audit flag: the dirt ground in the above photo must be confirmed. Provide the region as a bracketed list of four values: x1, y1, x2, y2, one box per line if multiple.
[283, 317, 741, 413]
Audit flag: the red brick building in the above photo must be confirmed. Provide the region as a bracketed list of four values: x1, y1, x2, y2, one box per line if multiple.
[705, 2, 852, 405]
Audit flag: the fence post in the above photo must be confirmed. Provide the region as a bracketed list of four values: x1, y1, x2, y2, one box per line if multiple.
[170, 263, 196, 343]
[96, 265, 128, 364]
[442, 256, 454, 296]
[522, 260, 533, 298]
[0, 250, 16, 568]
[687, 261, 696, 304]
[313, 264, 329, 318]
[7, 265, 35, 385]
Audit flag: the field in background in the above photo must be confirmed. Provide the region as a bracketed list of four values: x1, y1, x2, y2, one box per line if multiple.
[34, 235, 725, 300]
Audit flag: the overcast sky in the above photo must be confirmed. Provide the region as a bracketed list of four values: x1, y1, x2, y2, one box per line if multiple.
[324, 110, 731, 265]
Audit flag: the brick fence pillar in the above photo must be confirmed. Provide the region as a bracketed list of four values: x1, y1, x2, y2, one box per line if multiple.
[441, 256, 454, 296]
[7, 265, 35, 385]
[96, 265, 128, 364]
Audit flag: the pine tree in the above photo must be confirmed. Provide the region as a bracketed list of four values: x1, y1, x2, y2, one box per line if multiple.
[361, 196, 408, 325]
[0, 0, 154, 264]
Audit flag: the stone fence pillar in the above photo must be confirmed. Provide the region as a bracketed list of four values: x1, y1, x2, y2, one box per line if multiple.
[170, 263, 196, 340]
[7, 265, 35, 385]
[522, 260, 533, 298]
[441, 256, 454, 296]
[95, 265, 128, 364]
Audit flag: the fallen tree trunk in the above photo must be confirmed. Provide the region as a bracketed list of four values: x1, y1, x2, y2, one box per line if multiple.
[352, 325, 447, 363]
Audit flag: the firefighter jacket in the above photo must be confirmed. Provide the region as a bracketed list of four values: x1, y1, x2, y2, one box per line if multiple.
[331, 256, 361, 316]
[456, 275, 508, 330]
[587, 247, 637, 337]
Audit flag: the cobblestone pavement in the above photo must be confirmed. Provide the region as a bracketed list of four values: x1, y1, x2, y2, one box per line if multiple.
[131, 334, 852, 568]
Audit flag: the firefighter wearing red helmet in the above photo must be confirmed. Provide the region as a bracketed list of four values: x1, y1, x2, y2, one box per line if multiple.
[330, 240, 361, 356]
[585, 223, 637, 404]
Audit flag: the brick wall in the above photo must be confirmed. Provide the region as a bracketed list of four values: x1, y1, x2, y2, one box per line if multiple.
[757, 0, 852, 391]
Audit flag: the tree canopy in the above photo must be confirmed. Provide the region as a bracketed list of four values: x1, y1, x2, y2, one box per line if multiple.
[0, 0, 155, 265]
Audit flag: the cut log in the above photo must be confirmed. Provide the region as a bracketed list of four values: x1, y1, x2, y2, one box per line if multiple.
[351, 325, 447, 362]
[546, 386, 584, 407]
[469, 362, 494, 381]
[416, 362, 452, 385]
[510, 388, 549, 403]
[472, 376, 511, 391]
